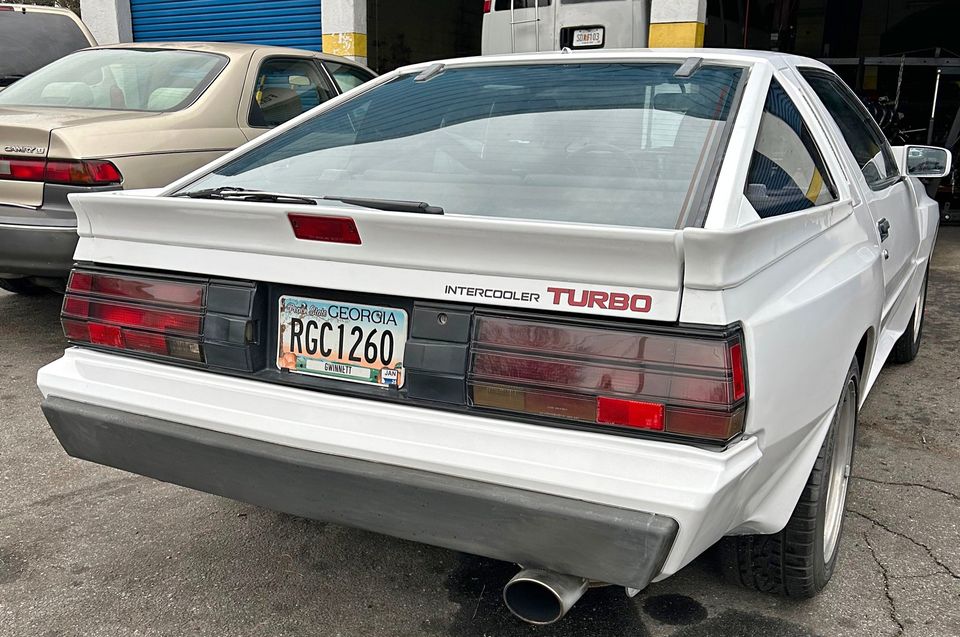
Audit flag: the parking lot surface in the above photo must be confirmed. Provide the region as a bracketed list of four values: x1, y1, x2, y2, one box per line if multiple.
[1, 228, 958, 637]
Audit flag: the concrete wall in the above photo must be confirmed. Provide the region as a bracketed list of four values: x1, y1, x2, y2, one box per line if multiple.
[80, 0, 132, 45]
[649, 0, 707, 47]
[322, 0, 367, 64]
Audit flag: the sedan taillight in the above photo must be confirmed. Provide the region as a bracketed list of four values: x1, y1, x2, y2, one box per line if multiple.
[468, 315, 747, 441]
[0, 156, 122, 186]
[62, 270, 206, 362]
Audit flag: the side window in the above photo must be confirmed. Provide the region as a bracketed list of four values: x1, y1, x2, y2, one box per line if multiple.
[494, 0, 552, 9]
[324, 61, 376, 93]
[745, 80, 837, 218]
[799, 69, 899, 190]
[249, 58, 337, 128]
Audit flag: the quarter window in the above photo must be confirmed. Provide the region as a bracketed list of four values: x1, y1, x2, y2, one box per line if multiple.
[249, 58, 337, 128]
[745, 80, 837, 218]
[324, 61, 375, 93]
[800, 69, 899, 190]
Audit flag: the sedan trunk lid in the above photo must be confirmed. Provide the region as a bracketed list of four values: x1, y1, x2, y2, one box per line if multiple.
[0, 107, 155, 207]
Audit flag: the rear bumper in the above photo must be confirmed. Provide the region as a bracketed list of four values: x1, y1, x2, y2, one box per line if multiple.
[38, 348, 763, 579]
[0, 219, 77, 277]
[0, 184, 119, 278]
[43, 395, 678, 589]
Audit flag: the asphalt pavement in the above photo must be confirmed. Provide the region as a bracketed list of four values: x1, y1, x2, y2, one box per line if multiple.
[1, 228, 958, 637]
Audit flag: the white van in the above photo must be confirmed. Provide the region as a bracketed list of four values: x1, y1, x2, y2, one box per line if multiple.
[481, 0, 648, 54]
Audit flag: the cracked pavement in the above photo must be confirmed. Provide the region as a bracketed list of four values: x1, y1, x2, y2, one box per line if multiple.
[1, 227, 958, 636]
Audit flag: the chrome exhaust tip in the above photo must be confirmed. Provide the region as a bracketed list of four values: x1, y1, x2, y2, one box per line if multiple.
[502, 569, 590, 625]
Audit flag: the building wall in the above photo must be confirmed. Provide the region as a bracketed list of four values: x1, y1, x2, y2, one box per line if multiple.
[80, 0, 132, 44]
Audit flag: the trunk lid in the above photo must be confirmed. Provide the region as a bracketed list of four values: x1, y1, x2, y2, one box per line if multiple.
[70, 192, 685, 322]
[0, 107, 153, 207]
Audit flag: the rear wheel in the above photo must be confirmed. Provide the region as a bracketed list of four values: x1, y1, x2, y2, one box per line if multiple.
[891, 268, 928, 363]
[720, 358, 859, 598]
[0, 278, 49, 296]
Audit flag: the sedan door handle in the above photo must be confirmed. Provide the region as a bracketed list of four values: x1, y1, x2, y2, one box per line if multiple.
[878, 218, 891, 242]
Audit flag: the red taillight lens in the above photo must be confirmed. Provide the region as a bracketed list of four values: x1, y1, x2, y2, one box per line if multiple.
[46, 159, 122, 185]
[288, 213, 362, 244]
[67, 271, 203, 307]
[0, 156, 122, 185]
[62, 271, 205, 362]
[730, 341, 746, 401]
[63, 297, 202, 336]
[597, 397, 665, 431]
[483, 0, 492, 13]
[468, 315, 747, 441]
[0, 156, 46, 181]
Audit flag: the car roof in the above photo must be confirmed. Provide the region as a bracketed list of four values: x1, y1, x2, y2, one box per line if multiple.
[394, 48, 833, 74]
[92, 41, 359, 64]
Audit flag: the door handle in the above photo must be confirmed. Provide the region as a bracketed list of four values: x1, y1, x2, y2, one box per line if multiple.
[878, 218, 891, 242]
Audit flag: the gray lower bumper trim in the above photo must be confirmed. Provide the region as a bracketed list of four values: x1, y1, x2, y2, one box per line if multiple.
[42, 396, 678, 589]
[0, 224, 77, 277]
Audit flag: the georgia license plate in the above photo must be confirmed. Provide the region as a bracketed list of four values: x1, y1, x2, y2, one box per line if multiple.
[573, 27, 604, 47]
[277, 296, 408, 388]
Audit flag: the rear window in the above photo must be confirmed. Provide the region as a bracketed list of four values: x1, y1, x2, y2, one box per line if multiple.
[0, 10, 92, 80]
[0, 48, 228, 112]
[181, 62, 744, 229]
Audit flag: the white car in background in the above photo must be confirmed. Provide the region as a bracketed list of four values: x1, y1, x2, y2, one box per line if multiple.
[0, 3, 96, 90]
[37, 50, 947, 625]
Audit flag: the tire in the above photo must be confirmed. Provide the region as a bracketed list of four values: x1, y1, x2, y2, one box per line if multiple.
[890, 268, 928, 363]
[719, 358, 859, 598]
[0, 278, 49, 296]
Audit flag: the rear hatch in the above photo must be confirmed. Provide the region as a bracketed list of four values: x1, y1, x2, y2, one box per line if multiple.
[60, 59, 750, 445]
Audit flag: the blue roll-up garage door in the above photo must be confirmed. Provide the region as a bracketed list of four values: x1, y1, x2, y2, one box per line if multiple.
[130, 0, 323, 51]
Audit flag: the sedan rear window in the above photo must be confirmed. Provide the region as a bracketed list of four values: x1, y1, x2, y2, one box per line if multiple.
[182, 62, 744, 228]
[0, 49, 227, 112]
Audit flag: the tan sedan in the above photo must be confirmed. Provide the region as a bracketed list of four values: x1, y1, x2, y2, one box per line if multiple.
[0, 41, 375, 293]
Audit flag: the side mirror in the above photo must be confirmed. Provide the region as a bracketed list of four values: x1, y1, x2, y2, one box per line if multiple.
[892, 145, 952, 178]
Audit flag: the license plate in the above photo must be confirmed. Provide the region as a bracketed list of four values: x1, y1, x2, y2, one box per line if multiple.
[573, 27, 604, 47]
[277, 296, 408, 388]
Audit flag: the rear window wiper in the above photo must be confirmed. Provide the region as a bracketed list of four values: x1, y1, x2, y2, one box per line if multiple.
[174, 188, 444, 214]
[174, 187, 317, 205]
[321, 195, 444, 215]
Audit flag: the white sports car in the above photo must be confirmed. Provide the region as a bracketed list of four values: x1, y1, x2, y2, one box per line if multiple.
[37, 50, 948, 625]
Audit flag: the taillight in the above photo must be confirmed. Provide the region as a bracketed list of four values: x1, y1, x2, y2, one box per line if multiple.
[0, 156, 46, 181]
[46, 159, 123, 185]
[468, 315, 747, 442]
[0, 156, 122, 186]
[62, 270, 206, 362]
[483, 0, 492, 13]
